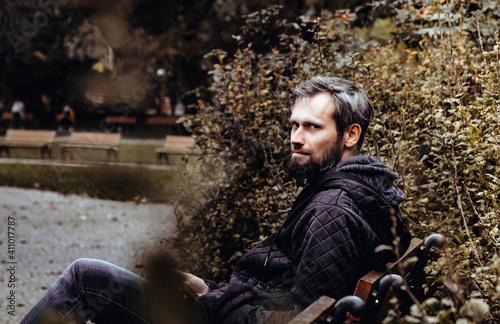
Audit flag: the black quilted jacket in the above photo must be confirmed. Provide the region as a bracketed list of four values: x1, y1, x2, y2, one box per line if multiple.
[193, 155, 411, 324]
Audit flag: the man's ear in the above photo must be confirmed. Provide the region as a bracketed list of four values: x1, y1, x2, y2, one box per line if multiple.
[343, 124, 362, 149]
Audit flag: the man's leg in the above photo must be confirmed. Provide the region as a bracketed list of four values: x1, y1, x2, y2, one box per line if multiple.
[10, 112, 20, 129]
[20, 258, 161, 324]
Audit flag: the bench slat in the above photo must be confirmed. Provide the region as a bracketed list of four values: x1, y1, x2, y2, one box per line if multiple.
[145, 116, 179, 125]
[105, 116, 137, 125]
[2, 112, 34, 120]
[4, 130, 56, 143]
[2, 142, 49, 148]
[61, 145, 119, 150]
[288, 296, 336, 324]
[164, 135, 196, 148]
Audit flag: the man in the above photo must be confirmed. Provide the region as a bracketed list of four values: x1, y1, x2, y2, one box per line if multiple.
[57, 104, 75, 132]
[21, 76, 410, 324]
[40, 94, 54, 129]
[10, 99, 25, 129]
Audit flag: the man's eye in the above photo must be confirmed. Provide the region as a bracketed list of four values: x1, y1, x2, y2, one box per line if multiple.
[311, 124, 320, 129]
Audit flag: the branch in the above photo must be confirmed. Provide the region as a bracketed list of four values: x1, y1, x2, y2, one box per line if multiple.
[475, 11, 486, 67]
[451, 144, 484, 267]
[463, 183, 499, 246]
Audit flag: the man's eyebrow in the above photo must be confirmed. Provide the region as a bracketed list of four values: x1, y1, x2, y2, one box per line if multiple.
[290, 116, 324, 125]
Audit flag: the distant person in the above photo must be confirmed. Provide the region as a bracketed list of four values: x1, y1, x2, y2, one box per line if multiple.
[161, 96, 172, 115]
[40, 94, 54, 129]
[9, 99, 25, 129]
[174, 98, 186, 116]
[57, 104, 75, 132]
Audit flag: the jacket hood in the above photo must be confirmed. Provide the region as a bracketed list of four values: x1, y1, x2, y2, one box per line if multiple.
[334, 155, 406, 208]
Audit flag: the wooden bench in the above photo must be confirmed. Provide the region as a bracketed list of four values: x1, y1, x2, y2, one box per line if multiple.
[60, 132, 121, 161]
[156, 135, 199, 164]
[288, 234, 446, 324]
[2, 111, 34, 121]
[145, 116, 179, 126]
[105, 116, 137, 132]
[289, 295, 366, 324]
[0, 129, 56, 159]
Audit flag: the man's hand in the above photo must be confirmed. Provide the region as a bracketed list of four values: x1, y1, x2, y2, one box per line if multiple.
[181, 272, 209, 298]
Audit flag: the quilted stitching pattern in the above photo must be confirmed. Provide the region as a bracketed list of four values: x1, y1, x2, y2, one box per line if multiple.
[193, 160, 411, 324]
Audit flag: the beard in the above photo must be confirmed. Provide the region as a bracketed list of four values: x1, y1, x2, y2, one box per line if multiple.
[287, 141, 343, 179]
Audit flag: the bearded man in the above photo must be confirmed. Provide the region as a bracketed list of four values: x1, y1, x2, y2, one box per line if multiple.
[21, 76, 410, 324]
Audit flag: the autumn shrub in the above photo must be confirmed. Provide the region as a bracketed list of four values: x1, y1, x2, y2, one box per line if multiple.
[175, 1, 500, 322]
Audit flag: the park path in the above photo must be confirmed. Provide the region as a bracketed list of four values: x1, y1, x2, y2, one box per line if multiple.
[0, 186, 178, 323]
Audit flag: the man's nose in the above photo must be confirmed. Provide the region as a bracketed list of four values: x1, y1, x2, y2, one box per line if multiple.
[291, 128, 305, 146]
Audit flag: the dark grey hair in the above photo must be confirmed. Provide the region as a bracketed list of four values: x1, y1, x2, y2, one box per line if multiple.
[293, 76, 373, 152]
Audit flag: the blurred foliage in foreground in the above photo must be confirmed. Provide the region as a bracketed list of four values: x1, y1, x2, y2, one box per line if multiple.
[174, 1, 500, 322]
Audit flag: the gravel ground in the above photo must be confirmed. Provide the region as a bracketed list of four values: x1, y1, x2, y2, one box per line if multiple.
[0, 186, 178, 323]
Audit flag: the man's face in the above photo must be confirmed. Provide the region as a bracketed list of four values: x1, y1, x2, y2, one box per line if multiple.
[288, 93, 344, 179]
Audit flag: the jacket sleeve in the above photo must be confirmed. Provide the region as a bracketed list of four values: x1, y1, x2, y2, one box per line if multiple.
[291, 205, 369, 307]
[235, 205, 367, 323]
[205, 279, 228, 291]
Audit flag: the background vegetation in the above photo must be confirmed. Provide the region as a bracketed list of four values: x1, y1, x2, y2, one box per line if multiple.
[174, 1, 500, 323]
[0, 0, 366, 118]
[2, 0, 500, 322]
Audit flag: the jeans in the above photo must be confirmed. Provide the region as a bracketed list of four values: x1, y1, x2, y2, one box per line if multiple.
[9, 112, 24, 129]
[20, 259, 193, 324]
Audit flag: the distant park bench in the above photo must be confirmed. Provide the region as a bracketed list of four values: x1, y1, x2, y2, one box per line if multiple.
[2, 111, 34, 121]
[0, 129, 56, 159]
[60, 132, 121, 161]
[105, 116, 137, 132]
[156, 135, 199, 164]
[145, 116, 179, 126]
